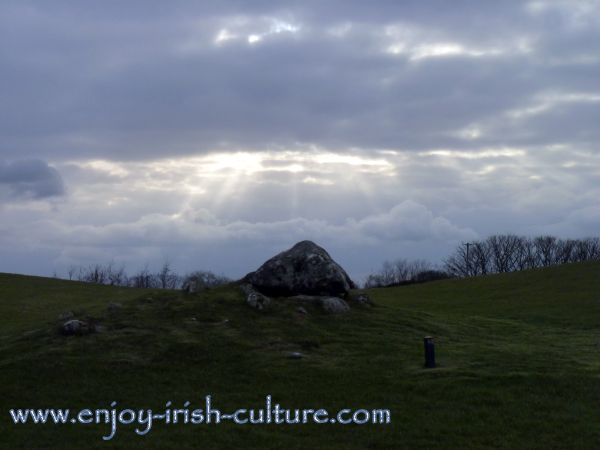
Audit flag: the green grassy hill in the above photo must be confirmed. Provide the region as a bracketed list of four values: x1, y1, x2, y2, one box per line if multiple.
[1, 262, 600, 449]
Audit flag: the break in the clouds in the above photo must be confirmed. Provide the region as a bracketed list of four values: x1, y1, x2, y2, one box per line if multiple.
[0, 1, 599, 280]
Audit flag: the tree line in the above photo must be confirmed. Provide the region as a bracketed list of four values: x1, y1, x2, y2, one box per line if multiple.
[365, 235, 600, 287]
[445, 235, 600, 277]
[59, 234, 600, 290]
[364, 259, 448, 288]
[62, 261, 230, 291]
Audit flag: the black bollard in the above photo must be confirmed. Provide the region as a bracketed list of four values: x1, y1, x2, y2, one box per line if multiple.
[424, 336, 436, 368]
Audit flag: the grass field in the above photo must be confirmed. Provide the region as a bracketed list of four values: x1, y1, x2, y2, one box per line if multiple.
[1, 261, 600, 449]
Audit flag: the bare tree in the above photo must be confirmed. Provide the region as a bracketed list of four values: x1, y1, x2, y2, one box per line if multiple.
[471, 241, 492, 275]
[80, 264, 108, 284]
[157, 260, 180, 289]
[444, 244, 471, 277]
[574, 237, 600, 262]
[534, 235, 558, 267]
[514, 237, 537, 271]
[364, 259, 442, 287]
[130, 264, 155, 289]
[107, 262, 128, 286]
[556, 239, 576, 264]
[380, 261, 398, 285]
[488, 234, 521, 273]
[446, 234, 600, 279]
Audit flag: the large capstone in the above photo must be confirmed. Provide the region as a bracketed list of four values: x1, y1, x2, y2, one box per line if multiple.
[242, 240, 356, 297]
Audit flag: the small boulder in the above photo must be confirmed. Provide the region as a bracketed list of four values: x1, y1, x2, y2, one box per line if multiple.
[288, 294, 350, 314]
[356, 294, 371, 305]
[61, 319, 91, 336]
[241, 284, 272, 311]
[348, 292, 373, 307]
[286, 351, 304, 359]
[320, 297, 350, 314]
[296, 306, 308, 315]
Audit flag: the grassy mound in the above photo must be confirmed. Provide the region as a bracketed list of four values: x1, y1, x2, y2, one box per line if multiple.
[1, 262, 600, 449]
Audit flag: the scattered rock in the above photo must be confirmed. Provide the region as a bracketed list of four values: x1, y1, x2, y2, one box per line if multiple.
[60, 319, 92, 336]
[355, 294, 371, 305]
[348, 292, 373, 307]
[242, 240, 356, 297]
[289, 294, 350, 314]
[296, 306, 308, 315]
[241, 284, 272, 311]
[247, 291, 271, 311]
[286, 351, 304, 360]
[320, 297, 350, 314]
[288, 294, 349, 313]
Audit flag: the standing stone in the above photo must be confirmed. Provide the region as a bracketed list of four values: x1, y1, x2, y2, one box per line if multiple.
[242, 241, 356, 297]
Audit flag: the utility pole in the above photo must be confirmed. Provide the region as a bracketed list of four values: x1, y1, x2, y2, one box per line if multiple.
[465, 242, 475, 277]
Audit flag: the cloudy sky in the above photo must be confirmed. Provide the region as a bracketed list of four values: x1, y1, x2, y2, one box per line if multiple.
[1, 1, 599, 281]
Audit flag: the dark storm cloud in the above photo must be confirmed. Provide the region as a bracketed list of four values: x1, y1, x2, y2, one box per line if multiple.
[0, 159, 65, 199]
[1, 1, 599, 160]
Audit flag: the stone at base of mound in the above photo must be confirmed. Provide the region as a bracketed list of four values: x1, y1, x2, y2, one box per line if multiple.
[320, 297, 351, 314]
[241, 284, 272, 311]
[347, 292, 373, 307]
[288, 295, 350, 314]
[241, 285, 350, 314]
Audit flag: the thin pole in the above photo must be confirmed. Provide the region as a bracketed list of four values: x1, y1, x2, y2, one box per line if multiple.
[424, 336, 436, 368]
[466, 242, 471, 276]
[465, 242, 475, 276]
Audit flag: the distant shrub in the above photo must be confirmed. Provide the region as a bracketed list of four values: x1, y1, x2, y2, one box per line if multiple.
[182, 271, 231, 292]
[412, 270, 452, 283]
[364, 259, 447, 288]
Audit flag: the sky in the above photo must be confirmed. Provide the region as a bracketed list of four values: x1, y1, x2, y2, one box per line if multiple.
[1, 0, 600, 282]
